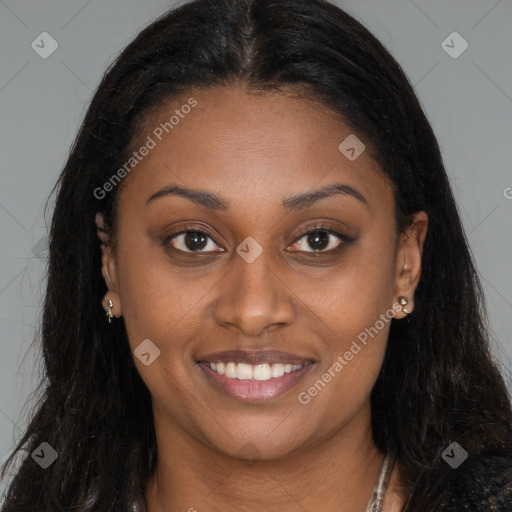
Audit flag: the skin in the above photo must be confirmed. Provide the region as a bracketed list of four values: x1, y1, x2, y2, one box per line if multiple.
[97, 83, 428, 512]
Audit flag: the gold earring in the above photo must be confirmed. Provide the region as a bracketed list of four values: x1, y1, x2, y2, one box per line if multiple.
[106, 298, 114, 323]
[398, 296, 412, 314]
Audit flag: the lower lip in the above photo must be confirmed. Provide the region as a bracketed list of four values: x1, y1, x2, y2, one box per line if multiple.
[198, 362, 314, 403]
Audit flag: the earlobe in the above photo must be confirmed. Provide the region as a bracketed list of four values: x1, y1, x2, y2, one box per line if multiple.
[102, 293, 122, 320]
[393, 211, 428, 318]
[100, 250, 122, 319]
[96, 212, 123, 319]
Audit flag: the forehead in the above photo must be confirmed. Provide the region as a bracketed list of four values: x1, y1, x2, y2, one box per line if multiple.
[118, 84, 393, 216]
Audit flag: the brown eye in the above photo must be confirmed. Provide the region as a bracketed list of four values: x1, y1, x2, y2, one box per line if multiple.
[289, 228, 349, 253]
[167, 229, 225, 253]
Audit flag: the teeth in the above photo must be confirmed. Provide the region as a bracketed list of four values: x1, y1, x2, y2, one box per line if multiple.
[271, 363, 285, 378]
[236, 363, 253, 380]
[254, 364, 272, 380]
[207, 361, 306, 381]
[225, 362, 237, 379]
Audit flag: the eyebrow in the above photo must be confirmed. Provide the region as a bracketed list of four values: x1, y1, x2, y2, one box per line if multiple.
[146, 182, 368, 212]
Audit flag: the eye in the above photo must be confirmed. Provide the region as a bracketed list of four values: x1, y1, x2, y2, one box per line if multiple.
[288, 226, 351, 253]
[165, 224, 353, 255]
[166, 228, 225, 254]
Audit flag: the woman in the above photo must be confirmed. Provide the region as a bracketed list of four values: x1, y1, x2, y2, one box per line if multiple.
[1, 0, 511, 510]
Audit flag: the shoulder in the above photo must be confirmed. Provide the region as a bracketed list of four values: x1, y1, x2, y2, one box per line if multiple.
[438, 454, 512, 511]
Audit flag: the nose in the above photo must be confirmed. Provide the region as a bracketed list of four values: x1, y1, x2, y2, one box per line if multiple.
[213, 248, 297, 337]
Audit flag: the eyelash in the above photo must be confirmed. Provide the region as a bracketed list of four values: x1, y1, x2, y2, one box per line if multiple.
[164, 223, 353, 255]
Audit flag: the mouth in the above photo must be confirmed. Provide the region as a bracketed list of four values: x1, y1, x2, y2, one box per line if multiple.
[197, 350, 315, 403]
[203, 361, 309, 380]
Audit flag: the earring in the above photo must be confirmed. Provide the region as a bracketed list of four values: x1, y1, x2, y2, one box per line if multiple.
[106, 298, 114, 323]
[398, 296, 412, 314]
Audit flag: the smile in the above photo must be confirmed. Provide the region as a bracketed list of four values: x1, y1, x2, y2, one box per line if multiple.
[196, 349, 316, 402]
[207, 361, 306, 381]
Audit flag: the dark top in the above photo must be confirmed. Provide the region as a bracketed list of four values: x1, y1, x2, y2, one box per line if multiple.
[436, 454, 512, 511]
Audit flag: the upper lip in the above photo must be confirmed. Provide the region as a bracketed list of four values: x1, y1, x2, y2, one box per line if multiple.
[197, 349, 314, 365]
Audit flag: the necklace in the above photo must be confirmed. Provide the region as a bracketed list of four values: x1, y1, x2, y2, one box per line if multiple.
[364, 452, 396, 512]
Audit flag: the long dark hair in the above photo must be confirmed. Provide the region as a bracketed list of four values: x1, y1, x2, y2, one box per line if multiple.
[2, 0, 511, 510]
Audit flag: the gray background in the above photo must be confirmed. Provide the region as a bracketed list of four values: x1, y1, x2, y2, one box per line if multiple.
[1, 0, 511, 498]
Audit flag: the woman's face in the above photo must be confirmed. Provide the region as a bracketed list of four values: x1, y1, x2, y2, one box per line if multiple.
[101, 84, 427, 460]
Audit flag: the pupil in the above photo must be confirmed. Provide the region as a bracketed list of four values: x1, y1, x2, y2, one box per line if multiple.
[185, 232, 207, 251]
[307, 231, 329, 251]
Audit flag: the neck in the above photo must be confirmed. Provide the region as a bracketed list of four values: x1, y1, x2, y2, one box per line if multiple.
[145, 402, 391, 512]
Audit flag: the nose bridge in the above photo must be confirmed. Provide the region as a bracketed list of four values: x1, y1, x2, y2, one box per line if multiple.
[213, 243, 296, 336]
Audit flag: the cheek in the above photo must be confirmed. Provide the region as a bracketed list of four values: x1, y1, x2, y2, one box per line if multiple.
[296, 237, 396, 332]
[293, 237, 396, 413]
[116, 247, 204, 419]
[297, 320, 390, 430]
[115, 235, 204, 359]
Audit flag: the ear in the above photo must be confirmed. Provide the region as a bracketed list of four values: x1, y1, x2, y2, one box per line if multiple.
[96, 213, 122, 318]
[393, 211, 428, 319]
